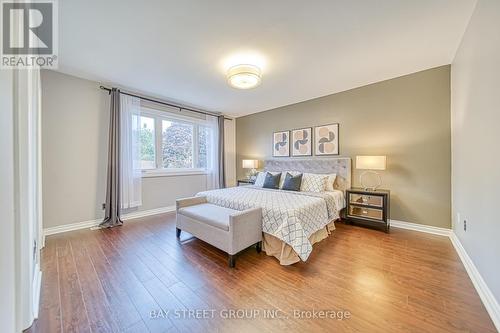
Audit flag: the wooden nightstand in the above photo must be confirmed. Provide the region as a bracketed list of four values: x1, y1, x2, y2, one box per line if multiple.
[346, 188, 390, 232]
[237, 179, 255, 186]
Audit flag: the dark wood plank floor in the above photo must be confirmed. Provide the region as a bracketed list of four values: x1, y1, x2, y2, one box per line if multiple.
[27, 213, 496, 333]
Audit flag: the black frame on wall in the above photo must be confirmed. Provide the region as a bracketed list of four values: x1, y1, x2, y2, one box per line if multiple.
[272, 123, 340, 158]
[290, 127, 313, 157]
[272, 130, 291, 157]
[313, 123, 340, 156]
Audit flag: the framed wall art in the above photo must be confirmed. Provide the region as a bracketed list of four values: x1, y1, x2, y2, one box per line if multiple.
[314, 123, 339, 155]
[291, 127, 312, 156]
[273, 130, 290, 157]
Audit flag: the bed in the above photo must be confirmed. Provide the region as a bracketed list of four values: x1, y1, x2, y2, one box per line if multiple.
[197, 158, 351, 265]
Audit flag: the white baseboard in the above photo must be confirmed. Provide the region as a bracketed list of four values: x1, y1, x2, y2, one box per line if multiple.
[390, 219, 452, 236]
[122, 206, 176, 221]
[32, 264, 42, 319]
[44, 219, 100, 237]
[43, 205, 175, 237]
[450, 233, 500, 331]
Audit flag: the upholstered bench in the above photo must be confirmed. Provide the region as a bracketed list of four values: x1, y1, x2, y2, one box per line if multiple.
[175, 196, 262, 267]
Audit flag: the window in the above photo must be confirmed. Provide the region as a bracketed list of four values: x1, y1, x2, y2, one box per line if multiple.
[197, 125, 210, 169]
[139, 107, 213, 176]
[139, 116, 155, 169]
[162, 120, 193, 168]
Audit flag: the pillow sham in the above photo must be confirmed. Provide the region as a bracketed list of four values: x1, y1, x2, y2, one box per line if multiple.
[255, 171, 282, 187]
[282, 172, 303, 191]
[254, 172, 267, 187]
[300, 173, 328, 192]
[263, 172, 281, 189]
[325, 173, 337, 192]
[279, 170, 300, 188]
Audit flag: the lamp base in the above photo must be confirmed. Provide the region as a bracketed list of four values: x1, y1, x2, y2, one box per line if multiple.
[246, 168, 257, 180]
[360, 170, 382, 191]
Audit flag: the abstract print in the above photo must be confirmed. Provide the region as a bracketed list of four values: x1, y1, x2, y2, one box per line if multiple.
[314, 123, 339, 155]
[273, 131, 290, 157]
[292, 127, 312, 156]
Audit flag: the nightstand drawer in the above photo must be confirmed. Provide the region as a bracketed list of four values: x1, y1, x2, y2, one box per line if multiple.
[349, 193, 383, 207]
[348, 206, 384, 221]
[346, 188, 390, 232]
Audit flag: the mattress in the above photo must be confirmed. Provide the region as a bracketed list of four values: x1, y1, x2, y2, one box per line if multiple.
[196, 186, 344, 262]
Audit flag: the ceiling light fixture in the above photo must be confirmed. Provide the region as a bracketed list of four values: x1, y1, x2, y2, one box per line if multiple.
[227, 64, 261, 89]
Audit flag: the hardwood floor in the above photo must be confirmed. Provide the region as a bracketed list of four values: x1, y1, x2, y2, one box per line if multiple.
[27, 213, 496, 333]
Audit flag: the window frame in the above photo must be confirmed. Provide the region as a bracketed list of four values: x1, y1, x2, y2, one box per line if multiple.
[139, 107, 210, 178]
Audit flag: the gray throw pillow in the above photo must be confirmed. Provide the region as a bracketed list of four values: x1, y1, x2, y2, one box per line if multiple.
[263, 172, 281, 189]
[282, 172, 303, 191]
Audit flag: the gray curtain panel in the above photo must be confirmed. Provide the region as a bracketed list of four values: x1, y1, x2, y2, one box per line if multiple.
[100, 88, 123, 228]
[218, 115, 226, 188]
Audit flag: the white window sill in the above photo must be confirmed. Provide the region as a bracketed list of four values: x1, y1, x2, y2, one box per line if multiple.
[141, 169, 208, 178]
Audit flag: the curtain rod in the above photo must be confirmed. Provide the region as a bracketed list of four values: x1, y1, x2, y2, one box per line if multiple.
[99, 86, 232, 121]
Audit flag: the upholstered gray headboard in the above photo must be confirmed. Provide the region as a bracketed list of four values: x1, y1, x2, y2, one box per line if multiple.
[264, 158, 352, 192]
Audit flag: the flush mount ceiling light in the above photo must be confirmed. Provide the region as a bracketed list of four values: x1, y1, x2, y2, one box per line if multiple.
[227, 64, 261, 89]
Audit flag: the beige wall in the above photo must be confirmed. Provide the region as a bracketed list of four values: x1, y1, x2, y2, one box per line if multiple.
[237, 66, 451, 228]
[41, 70, 231, 228]
[452, 0, 500, 305]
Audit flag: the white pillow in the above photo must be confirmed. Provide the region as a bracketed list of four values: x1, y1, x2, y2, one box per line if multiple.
[300, 173, 328, 192]
[254, 172, 267, 187]
[325, 174, 337, 192]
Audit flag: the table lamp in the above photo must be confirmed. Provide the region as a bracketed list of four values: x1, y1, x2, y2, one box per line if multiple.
[355, 156, 386, 191]
[242, 159, 259, 180]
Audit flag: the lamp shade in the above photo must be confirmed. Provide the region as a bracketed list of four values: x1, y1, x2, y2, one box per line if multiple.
[356, 156, 386, 170]
[242, 159, 259, 169]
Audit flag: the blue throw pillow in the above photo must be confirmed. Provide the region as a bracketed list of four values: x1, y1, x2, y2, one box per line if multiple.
[263, 172, 281, 189]
[282, 172, 303, 191]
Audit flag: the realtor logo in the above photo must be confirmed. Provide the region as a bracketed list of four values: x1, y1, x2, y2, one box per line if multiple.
[1, 0, 58, 68]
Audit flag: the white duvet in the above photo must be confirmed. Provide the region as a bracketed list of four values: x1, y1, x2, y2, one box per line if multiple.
[197, 186, 345, 261]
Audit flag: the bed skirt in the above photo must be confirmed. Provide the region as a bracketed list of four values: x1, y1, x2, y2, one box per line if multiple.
[262, 221, 336, 265]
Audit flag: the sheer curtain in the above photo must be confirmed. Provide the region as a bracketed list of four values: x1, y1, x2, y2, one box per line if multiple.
[120, 94, 142, 208]
[217, 115, 226, 188]
[206, 115, 222, 189]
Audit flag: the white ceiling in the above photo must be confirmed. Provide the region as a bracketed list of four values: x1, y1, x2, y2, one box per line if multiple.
[56, 0, 476, 117]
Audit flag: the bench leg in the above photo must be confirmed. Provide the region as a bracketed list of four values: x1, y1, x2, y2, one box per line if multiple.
[228, 254, 236, 268]
[176, 228, 181, 238]
[256, 241, 262, 253]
